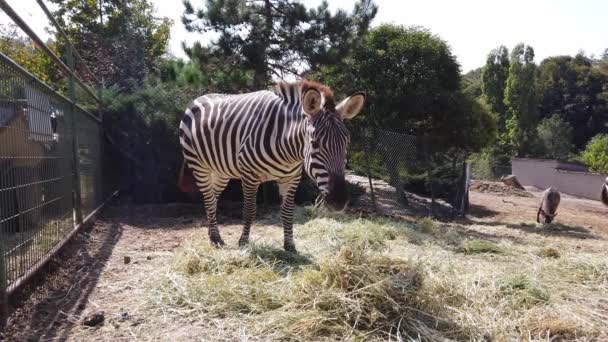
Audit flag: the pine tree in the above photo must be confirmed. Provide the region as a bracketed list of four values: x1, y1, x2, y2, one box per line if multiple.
[182, 0, 377, 87]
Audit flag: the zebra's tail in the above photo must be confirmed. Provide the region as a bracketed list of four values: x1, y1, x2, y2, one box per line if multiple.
[601, 184, 608, 207]
[178, 159, 197, 193]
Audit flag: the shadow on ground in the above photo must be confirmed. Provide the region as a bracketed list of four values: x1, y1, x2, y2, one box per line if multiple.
[506, 222, 599, 240]
[5, 207, 123, 341]
[468, 204, 500, 218]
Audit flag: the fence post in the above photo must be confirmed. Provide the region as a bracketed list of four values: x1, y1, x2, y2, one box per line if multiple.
[98, 79, 104, 200]
[423, 137, 436, 217]
[363, 129, 377, 212]
[460, 161, 471, 215]
[67, 45, 83, 224]
[0, 238, 8, 328]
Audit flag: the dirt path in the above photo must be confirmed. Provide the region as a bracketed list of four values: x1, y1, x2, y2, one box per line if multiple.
[4, 202, 204, 341]
[469, 184, 608, 236]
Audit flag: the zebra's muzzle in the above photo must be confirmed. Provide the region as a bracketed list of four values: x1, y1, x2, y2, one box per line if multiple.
[324, 173, 348, 211]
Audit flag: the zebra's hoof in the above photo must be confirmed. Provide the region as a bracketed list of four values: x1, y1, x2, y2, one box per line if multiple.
[210, 237, 225, 248]
[284, 245, 297, 253]
[238, 238, 250, 247]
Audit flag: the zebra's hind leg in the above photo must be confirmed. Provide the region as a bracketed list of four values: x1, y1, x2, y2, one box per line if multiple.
[195, 171, 230, 247]
[278, 175, 301, 253]
[238, 177, 260, 247]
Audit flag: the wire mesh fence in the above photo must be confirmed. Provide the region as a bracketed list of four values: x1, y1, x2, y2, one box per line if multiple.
[469, 158, 512, 181]
[351, 128, 470, 218]
[0, 52, 108, 296]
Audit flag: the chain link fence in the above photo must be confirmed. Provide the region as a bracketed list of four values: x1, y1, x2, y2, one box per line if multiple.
[469, 160, 512, 181]
[348, 128, 470, 218]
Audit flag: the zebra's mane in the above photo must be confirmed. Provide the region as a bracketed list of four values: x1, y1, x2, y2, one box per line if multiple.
[274, 80, 336, 111]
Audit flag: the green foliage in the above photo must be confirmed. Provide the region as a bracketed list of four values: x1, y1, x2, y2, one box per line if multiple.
[182, 0, 377, 87]
[537, 54, 608, 150]
[481, 46, 510, 128]
[50, 0, 171, 89]
[536, 115, 574, 159]
[103, 83, 202, 201]
[462, 67, 482, 98]
[175, 43, 255, 92]
[581, 134, 608, 173]
[504, 43, 539, 155]
[461, 239, 503, 254]
[318, 24, 494, 153]
[0, 24, 62, 85]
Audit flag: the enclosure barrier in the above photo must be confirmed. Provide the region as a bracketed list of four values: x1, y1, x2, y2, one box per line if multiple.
[356, 128, 470, 218]
[0, 0, 120, 326]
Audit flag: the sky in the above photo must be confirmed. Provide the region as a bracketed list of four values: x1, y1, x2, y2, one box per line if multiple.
[1, 0, 607, 73]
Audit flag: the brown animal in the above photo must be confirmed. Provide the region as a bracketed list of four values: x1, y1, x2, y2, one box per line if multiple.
[601, 177, 608, 206]
[537, 187, 561, 224]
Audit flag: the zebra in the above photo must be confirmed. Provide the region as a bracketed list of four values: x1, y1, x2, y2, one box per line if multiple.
[179, 80, 366, 252]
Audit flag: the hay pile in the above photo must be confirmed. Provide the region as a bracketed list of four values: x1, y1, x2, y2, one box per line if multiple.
[154, 239, 466, 340]
[145, 210, 606, 341]
[470, 180, 532, 197]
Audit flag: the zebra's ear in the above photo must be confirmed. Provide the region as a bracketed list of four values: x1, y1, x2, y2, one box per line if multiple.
[302, 88, 323, 117]
[337, 92, 366, 120]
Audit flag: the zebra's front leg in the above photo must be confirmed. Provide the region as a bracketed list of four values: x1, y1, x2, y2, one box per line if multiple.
[238, 177, 260, 247]
[278, 176, 301, 253]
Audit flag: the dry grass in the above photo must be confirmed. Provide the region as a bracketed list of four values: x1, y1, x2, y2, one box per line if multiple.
[537, 247, 561, 259]
[138, 207, 608, 341]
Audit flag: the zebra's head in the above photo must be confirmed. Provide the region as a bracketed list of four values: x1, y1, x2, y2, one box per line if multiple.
[300, 83, 366, 210]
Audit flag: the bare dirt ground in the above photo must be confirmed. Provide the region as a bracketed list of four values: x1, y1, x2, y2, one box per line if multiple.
[3, 180, 607, 341]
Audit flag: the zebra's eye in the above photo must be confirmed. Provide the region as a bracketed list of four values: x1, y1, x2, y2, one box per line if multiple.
[311, 141, 319, 149]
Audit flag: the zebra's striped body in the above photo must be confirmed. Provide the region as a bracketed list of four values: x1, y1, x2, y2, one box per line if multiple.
[179, 81, 365, 251]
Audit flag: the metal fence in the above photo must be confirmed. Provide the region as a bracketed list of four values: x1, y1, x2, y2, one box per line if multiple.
[351, 128, 470, 218]
[0, 51, 106, 293]
[469, 158, 512, 181]
[0, 0, 122, 324]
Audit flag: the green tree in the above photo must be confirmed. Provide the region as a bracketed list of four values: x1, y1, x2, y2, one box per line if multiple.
[481, 46, 509, 129]
[50, 0, 171, 88]
[0, 24, 61, 85]
[537, 54, 608, 150]
[581, 134, 608, 173]
[536, 114, 574, 159]
[462, 67, 482, 98]
[504, 43, 538, 155]
[316, 25, 496, 204]
[319, 25, 494, 151]
[182, 0, 377, 87]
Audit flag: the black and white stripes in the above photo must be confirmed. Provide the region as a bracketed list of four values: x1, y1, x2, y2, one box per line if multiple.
[179, 80, 366, 252]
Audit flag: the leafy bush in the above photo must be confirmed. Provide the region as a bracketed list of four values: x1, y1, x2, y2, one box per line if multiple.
[581, 134, 608, 174]
[103, 83, 202, 202]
